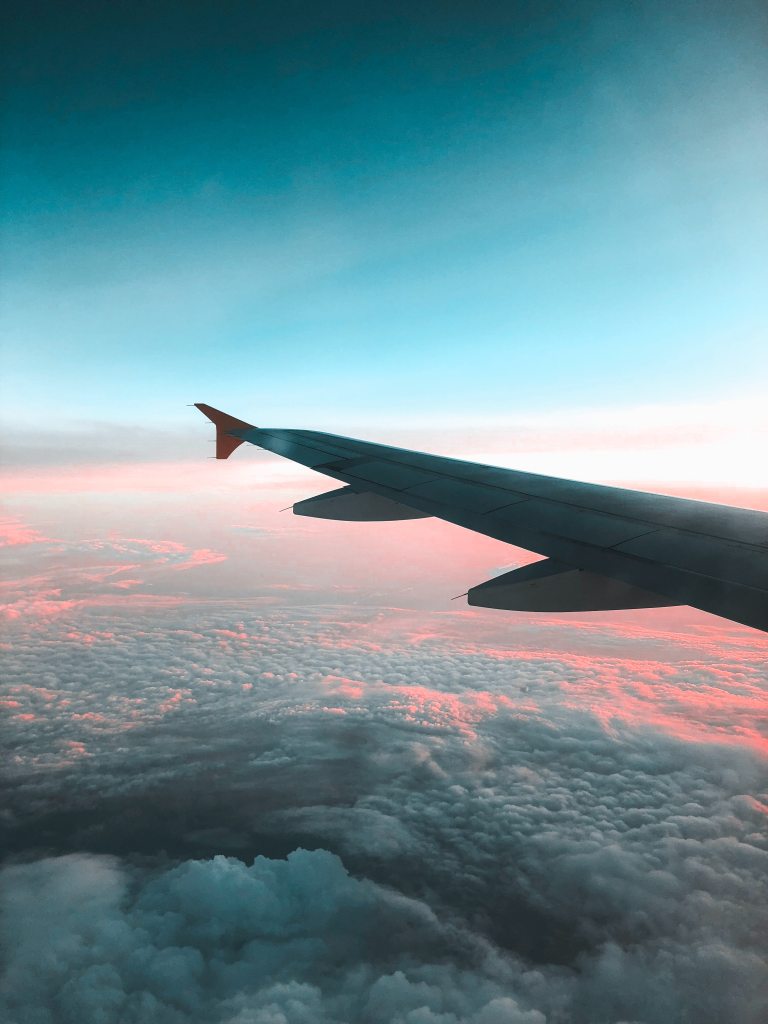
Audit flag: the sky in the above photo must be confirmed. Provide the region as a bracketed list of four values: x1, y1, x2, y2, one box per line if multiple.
[1, 2, 768, 1023]
[2, 0, 767, 428]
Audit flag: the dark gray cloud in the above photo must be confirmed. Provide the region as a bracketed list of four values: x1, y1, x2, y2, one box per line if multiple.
[1, 602, 767, 1023]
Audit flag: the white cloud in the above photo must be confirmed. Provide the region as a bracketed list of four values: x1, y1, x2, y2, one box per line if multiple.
[1, 603, 766, 1023]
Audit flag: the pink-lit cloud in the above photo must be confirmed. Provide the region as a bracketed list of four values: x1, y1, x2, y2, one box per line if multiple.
[0, 516, 52, 547]
[2, 594, 766, 1024]
[0, 458, 307, 496]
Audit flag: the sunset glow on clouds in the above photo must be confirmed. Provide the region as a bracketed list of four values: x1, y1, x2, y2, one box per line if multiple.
[3, 0, 768, 1020]
[2, 416, 767, 783]
[2, 586, 767, 1022]
[2, 429, 767, 1022]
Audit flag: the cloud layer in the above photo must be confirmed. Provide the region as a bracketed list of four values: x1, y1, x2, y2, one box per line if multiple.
[2, 596, 766, 1024]
[1, 849, 550, 1024]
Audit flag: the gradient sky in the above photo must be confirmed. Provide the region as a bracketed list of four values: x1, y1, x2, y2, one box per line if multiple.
[2, 0, 767, 432]
[1, 4, 767, 1023]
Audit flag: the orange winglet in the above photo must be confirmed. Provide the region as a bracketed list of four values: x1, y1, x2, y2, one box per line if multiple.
[194, 403, 255, 460]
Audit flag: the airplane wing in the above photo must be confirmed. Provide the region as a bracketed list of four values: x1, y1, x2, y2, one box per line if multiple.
[195, 404, 768, 633]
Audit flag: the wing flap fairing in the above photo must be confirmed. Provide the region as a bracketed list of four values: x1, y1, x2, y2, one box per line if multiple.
[293, 486, 430, 521]
[468, 559, 677, 612]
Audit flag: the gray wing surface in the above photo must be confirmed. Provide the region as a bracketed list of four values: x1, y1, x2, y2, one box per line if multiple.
[195, 404, 768, 633]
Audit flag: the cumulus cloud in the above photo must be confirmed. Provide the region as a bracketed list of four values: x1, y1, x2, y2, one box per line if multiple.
[2, 599, 767, 1023]
[0, 849, 549, 1024]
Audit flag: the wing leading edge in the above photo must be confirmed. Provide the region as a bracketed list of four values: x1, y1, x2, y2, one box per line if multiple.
[195, 404, 768, 633]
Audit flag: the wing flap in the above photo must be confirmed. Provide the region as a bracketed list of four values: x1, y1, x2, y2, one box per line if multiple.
[403, 478, 529, 513]
[239, 429, 360, 468]
[345, 460, 440, 491]
[487, 500, 657, 549]
[614, 530, 768, 591]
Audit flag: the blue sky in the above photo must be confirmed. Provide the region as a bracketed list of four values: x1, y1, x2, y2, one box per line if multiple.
[2, 0, 766, 429]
